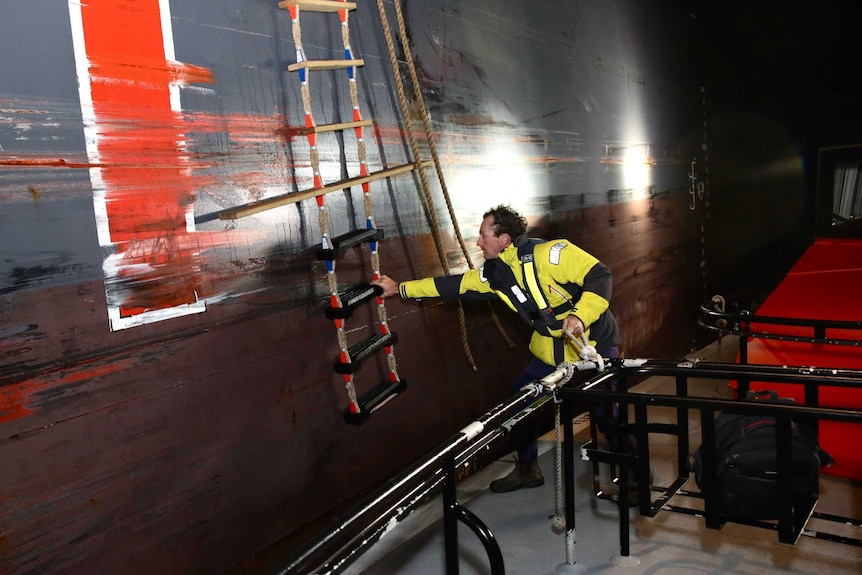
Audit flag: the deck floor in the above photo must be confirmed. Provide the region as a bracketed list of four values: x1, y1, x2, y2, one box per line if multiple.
[347, 337, 862, 575]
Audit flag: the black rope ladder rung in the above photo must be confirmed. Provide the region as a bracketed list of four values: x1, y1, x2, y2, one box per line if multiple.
[316, 228, 384, 261]
[344, 378, 408, 425]
[325, 283, 383, 320]
[334, 332, 399, 374]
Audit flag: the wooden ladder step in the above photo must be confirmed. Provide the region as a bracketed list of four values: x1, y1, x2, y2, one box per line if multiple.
[317, 228, 384, 261]
[325, 283, 383, 320]
[344, 378, 407, 425]
[294, 119, 372, 137]
[334, 332, 398, 374]
[217, 161, 431, 220]
[288, 59, 365, 73]
[279, 0, 357, 13]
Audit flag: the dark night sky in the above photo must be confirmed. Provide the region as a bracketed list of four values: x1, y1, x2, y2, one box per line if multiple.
[646, 2, 862, 306]
[688, 1, 861, 151]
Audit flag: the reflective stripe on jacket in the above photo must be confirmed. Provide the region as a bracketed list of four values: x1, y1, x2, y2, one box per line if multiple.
[399, 236, 622, 366]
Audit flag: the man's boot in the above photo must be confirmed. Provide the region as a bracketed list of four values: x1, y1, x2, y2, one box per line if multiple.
[489, 459, 544, 493]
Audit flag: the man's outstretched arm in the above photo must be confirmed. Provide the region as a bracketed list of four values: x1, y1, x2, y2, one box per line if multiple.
[371, 275, 399, 298]
[373, 272, 497, 301]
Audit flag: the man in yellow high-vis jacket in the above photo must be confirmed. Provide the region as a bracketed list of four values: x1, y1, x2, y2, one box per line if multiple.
[373, 204, 622, 493]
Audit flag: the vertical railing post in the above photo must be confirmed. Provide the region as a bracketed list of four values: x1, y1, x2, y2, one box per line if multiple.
[617, 454, 631, 556]
[442, 455, 460, 575]
[737, 313, 750, 396]
[699, 408, 723, 530]
[775, 416, 796, 544]
[675, 375, 690, 477]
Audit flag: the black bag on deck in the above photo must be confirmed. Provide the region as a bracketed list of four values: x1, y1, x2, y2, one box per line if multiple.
[691, 391, 829, 521]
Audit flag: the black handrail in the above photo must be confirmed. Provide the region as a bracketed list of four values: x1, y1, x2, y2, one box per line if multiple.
[442, 456, 505, 575]
[698, 300, 862, 348]
[454, 505, 505, 573]
[278, 355, 862, 573]
[280, 376, 558, 574]
[698, 298, 862, 395]
[559, 358, 862, 547]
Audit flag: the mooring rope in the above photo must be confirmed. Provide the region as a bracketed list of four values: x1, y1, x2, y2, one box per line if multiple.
[389, 0, 516, 352]
[375, 0, 476, 370]
[376, 0, 516, 371]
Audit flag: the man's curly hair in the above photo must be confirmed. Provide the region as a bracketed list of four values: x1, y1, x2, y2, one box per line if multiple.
[484, 204, 527, 239]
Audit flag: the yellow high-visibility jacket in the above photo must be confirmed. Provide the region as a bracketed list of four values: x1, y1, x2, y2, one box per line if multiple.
[399, 236, 622, 366]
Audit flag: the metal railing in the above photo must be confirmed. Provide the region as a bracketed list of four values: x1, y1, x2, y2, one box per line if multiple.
[278, 335, 862, 572]
[697, 299, 862, 413]
[562, 358, 862, 551]
[280, 377, 560, 574]
[698, 297, 862, 373]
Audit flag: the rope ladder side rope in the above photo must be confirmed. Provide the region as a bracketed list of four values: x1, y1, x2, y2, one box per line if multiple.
[285, 0, 403, 423]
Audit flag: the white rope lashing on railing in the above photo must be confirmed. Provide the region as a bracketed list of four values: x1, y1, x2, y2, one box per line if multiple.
[549, 362, 577, 534]
[564, 330, 605, 372]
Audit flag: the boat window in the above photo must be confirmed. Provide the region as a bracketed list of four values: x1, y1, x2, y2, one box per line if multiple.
[816, 144, 862, 239]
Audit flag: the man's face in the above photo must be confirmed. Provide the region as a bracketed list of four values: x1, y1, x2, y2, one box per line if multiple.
[476, 216, 511, 260]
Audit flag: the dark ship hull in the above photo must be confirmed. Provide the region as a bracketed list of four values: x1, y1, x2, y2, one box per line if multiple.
[0, 1, 814, 573]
